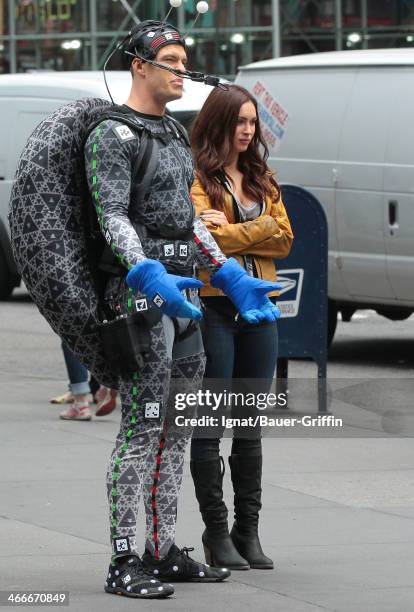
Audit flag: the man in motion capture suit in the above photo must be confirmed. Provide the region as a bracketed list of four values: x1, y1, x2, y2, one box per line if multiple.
[84, 19, 281, 598]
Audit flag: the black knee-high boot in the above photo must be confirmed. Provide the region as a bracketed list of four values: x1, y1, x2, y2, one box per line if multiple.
[190, 457, 250, 570]
[228, 453, 274, 569]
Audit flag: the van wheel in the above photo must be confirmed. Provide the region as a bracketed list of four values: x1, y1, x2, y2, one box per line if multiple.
[0, 247, 14, 300]
[340, 306, 355, 322]
[328, 299, 338, 347]
[376, 308, 412, 321]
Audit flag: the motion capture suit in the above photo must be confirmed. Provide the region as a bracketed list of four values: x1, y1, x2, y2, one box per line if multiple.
[84, 107, 226, 559]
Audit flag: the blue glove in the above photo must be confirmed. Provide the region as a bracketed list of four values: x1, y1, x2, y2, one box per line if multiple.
[126, 259, 203, 320]
[210, 258, 282, 324]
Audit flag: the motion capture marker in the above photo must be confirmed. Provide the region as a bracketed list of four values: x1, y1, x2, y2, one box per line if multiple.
[145, 402, 160, 419]
[153, 569, 159, 575]
[135, 297, 148, 312]
[183, 0, 209, 38]
[164, 243, 174, 256]
[114, 536, 131, 554]
[164, 0, 182, 23]
[196, 1, 209, 13]
[172, 565, 179, 572]
[158, 586, 164, 592]
[114, 124, 135, 143]
[127, 586, 132, 592]
[199, 571, 205, 577]
[153, 293, 166, 308]
[147, 32, 155, 38]
[140, 589, 148, 595]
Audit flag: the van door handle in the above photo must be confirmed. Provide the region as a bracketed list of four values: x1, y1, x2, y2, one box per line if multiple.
[388, 200, 398, 233]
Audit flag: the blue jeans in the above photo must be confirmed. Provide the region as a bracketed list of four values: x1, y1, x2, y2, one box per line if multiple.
[61, 341, 90, 396]
[191, 299, 278, 460]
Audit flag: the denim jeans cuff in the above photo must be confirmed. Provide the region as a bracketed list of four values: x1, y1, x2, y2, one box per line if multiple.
[70, 381, 90, 396]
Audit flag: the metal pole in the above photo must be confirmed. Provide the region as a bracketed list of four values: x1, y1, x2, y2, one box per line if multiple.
[335, 0, 342, 51]
[272, 0, 281, 58]
[90, 0, 97, 70]
[361, 0, 368, 49]
[178, 1, 185, 31]
[8, 0, 16, 72]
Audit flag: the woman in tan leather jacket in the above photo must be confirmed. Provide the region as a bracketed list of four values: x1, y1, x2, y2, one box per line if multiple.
[189, 84, 293, 572]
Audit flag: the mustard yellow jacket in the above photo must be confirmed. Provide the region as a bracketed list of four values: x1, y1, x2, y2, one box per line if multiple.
[191, 177, 294, 297]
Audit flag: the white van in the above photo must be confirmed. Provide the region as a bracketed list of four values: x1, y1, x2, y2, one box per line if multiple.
[236, 48, 414, 342]
[0, 70, 213, 299]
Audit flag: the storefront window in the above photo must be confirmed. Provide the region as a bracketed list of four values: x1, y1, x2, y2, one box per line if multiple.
[181, 31, 272, 80]
[97, 0, 177, 31]
[15, 0, 89, 35]
[97, 37, 128, 70]
[282, 36, 335, 56]
[0, 0, 411, 78]
[281, 0, 334, 31]
[0, 40, 9, 73]
[184, 0, 272, 29]
[366, 33, 414, 48]
[0, 0, 8, 35]
[17, 37, 89, 71]
[97, 0, 133, 32]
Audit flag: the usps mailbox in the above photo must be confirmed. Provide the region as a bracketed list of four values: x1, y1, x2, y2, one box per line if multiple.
[276, 185, 328, 413]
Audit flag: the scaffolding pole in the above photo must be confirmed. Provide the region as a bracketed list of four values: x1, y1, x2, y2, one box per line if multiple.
[335, 0, 343, 51]
[361, 0, 368, 49]
[272, 0, 281, 58]
[8, 0, 16, 73]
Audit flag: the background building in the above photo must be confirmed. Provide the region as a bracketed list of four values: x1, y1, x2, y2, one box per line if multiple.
[0, 1, 413, 78]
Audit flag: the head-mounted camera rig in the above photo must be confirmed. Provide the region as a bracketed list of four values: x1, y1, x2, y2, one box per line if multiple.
[103, 1, 228, 103]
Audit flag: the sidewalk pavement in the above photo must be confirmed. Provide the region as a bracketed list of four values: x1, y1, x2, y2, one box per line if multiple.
[1, 372, 414, 612]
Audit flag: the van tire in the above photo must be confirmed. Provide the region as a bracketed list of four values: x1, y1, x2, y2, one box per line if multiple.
[0, 247, 14, 300]
[328, 299, 338, 347]
[376, 308, 412, 321]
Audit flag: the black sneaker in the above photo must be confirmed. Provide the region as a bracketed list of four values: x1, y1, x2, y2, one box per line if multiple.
[142, 544, 231, 582]
[105, 553, 174, 598]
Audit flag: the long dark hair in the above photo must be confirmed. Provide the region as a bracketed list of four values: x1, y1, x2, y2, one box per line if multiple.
[191, 84, 280, 209]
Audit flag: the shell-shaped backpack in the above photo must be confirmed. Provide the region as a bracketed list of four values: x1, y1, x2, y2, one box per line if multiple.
[9, 97, 120, 388]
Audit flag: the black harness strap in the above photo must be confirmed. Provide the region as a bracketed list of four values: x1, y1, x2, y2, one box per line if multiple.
[83, 106, 192, 307]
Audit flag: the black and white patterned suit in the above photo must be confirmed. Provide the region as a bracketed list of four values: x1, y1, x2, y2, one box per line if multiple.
[84, 107, 226, 559]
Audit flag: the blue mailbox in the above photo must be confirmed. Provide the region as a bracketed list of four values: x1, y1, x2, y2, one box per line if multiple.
[276, 185, 328, 413]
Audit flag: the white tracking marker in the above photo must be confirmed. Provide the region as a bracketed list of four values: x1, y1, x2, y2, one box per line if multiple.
[164, 0, 182, 22]
[196, 1, 209, 14]
[184, 1, 209, 38]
